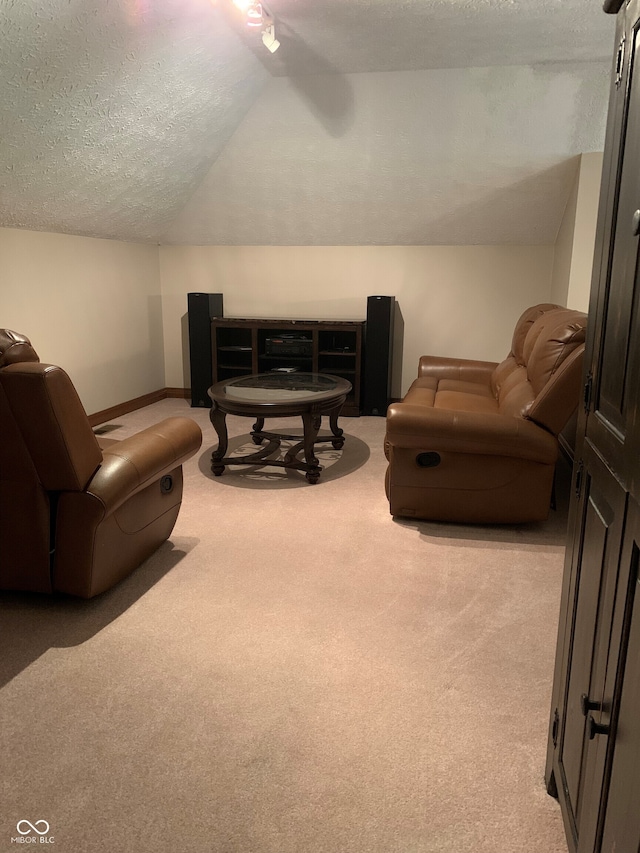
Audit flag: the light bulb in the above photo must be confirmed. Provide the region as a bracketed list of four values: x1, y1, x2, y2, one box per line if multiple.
[246, 2, 264, 26]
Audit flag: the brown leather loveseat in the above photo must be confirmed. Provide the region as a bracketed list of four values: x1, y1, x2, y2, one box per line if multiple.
[385, 304, 588, 524]
[0, 329, 202, 598]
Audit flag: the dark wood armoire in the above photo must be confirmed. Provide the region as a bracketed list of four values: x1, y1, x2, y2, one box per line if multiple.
[545, 1, 640, 852]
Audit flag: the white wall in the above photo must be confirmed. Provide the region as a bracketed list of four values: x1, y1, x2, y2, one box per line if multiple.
[0, 227, 164, 415]
[550, 158, 580, 307]
[567, 152, 603, 311]
[159, 245, 554, 397]
[550, 152, 603, 311]
[2, 185, 601, 413]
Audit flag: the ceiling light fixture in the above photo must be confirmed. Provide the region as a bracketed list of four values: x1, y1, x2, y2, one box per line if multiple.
[232, 0, 263, 27]
[246, 2, 264, 27]
[231, 0, 280, 52]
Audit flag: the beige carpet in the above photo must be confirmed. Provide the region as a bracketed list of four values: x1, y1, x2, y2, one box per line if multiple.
[0, 399, 569, 853]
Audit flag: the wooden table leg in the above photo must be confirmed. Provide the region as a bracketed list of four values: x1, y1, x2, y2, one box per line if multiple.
[252, 416, 265, 445]
[209, 405, 228, 476]
[329, 401, 345, 449]
[301, 411, 322, 484]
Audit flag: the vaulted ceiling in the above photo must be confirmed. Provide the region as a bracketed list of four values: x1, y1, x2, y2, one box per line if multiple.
[0, 0, 615, 245]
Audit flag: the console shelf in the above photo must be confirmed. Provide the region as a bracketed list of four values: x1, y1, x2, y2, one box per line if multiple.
[211, 318, 364, 415]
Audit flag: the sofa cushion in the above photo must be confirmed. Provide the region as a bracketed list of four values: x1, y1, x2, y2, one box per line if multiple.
[403, 377, 437, 407]
[499, 378, 536, 419]
[434, 390, 499, 414]
[496, 365, 536, 419]
[490, 356, 520, 398]
[525, 310, 587, 396]
[510, 303, 561, 364]
[436, 379, 496, 398]
[403, 376, 497, 413]
[1, 362, 103, 491]
[490, 303, 562, 397]
[0, 329, 40, 367]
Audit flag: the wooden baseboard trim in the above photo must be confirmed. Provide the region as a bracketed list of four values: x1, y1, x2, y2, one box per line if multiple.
[89, 389, 173, 427]
[165, 387, 191, 399]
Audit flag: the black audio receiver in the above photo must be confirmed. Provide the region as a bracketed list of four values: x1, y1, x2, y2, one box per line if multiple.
[265, 335, 313, 356]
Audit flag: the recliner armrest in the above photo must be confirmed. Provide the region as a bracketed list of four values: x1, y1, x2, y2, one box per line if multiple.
[85, 417, 202, 514]
[386, 403, 557, 464]
[418, 355, 498, 384]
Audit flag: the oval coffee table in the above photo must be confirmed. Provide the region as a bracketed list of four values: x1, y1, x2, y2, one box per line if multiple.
[207, 373, 352, 484]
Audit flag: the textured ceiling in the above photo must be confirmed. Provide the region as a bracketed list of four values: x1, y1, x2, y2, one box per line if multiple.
[163, 62, 609, 245]
[236, 0, 616, 75]
[0, 0, 616, 245]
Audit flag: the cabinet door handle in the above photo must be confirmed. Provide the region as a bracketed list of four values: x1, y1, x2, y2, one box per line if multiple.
[587, 714, 610, 740]
[632, 209, 640, 236]
[615, 36, 625, 88]
[580, 693, 601, 716]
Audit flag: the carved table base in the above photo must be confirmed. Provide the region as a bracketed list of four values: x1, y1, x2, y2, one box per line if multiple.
[210, 403, 346, 484]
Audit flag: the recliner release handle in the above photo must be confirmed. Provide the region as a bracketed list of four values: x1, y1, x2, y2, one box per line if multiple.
[416, 452, 441, 468]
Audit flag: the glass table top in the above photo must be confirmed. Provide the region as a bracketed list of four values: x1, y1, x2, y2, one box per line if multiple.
[211, 372, 351, 404]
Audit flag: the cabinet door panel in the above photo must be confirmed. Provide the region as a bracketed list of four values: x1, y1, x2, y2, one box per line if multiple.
[558, 444, 627, 846]
[596, 23, 640, 442]
[595, 499, 640, 853]
[548, 4, 640, 853]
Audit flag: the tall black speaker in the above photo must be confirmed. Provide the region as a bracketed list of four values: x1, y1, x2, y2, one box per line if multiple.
[363, 295, 395, 416]
[188, 292, 224, 407]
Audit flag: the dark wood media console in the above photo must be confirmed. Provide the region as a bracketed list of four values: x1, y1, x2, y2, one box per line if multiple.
[211, 318, 364, 416]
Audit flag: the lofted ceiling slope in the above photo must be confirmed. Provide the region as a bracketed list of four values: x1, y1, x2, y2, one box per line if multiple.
[0, 0, 616, 246]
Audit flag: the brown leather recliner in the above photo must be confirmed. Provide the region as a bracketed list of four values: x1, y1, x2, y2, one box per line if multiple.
[0, 330, 202, 598]
[385, 304, 588, 524]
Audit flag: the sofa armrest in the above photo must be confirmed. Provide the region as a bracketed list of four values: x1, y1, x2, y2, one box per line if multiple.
[418, 355, 498, 384]
[386, 403, 557, 464]
[85, 417, 202, 514]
